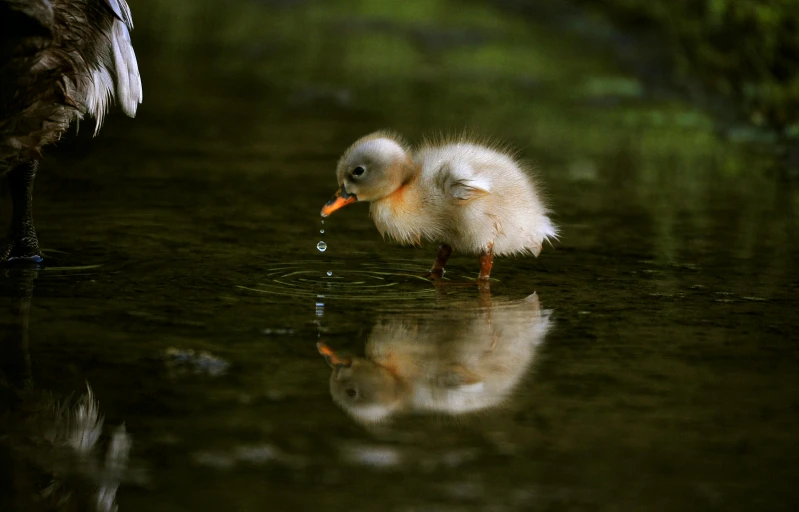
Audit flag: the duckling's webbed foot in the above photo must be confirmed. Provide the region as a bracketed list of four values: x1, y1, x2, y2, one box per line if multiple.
[428, 244, 453, 279]
[2, 161, 42, 264]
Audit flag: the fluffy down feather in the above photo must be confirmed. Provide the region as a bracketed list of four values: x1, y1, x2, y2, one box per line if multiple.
[329, 132, 558, 257]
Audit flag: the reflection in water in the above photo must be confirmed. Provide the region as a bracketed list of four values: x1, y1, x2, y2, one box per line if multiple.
[0, 272, 132, 512]
[319, 292, 552, 424]
[0, 269, 35, 389]
[44, 387, 132, 512]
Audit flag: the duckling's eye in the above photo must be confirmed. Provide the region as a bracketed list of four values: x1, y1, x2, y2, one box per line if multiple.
[345, 387, 358, 399]
[352, 166, 365, 177]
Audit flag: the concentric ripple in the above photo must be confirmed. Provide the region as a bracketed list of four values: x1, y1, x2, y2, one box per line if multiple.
[237, 260, 437, 301]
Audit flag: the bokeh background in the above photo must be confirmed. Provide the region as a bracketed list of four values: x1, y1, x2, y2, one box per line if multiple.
[1, 0, 798, 511]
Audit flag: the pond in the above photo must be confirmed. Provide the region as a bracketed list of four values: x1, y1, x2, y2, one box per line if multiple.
[1, 0, 797, 510]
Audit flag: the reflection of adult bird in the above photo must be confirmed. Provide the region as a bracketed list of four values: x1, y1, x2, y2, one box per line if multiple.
[0, 0, 142, 262]
[0, 269, 36, 389]
[0, 272, 131, 511]
[319, 293, 552, 424]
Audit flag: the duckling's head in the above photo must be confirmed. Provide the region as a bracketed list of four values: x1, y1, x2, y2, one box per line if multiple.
[318, 341, 405, 423]
[321, 132, 416, 217]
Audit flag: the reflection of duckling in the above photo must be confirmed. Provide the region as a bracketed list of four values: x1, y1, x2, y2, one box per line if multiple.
[319, 293, 552, 424]
[0, 0, 142, 262]
[321, 132, 557, 280]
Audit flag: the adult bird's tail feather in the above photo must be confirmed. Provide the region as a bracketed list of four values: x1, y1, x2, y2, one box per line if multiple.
[111, 17, 142, 118]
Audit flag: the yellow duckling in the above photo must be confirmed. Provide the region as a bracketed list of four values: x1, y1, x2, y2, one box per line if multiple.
[321, 131, 557, 280]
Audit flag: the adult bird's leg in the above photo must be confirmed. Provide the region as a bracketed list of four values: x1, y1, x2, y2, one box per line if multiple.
[429, 244, 453, 279]
[1, 161, 42, 263]
[477, 242, 494, 282]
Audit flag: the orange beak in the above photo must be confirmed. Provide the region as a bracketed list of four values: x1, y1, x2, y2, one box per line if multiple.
[321, 186, 357, 217]
[318, 341, 352, 368]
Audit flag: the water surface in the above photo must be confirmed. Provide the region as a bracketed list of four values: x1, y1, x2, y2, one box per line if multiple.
[1, 0, 797, 510]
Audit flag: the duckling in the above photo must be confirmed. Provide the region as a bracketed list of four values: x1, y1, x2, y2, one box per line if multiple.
[321, 131, 557, 281]
[318, 293, 552, 424]
[0, 0, 142, 262]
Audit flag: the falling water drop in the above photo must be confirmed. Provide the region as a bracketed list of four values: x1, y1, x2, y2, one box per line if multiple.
[327, 271, 333, 276]
[320, 229, 325, 234]
[317, 241, 327, 252]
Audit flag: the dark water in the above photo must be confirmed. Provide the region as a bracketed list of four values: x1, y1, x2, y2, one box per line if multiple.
[2, 0, 798, 510]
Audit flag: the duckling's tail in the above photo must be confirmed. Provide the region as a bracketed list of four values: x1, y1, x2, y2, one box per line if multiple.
[544, 217, 559, 239]
[536, 216, 559, 255]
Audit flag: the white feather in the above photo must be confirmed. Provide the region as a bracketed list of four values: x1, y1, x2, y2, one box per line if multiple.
[444, 162, 492, 200]
[111, 18, 142, 118]
[116, 0, 134, 29]
[86, 66, 114, 136]
[66, 385, 104, 455]
[82, 0, 142, 135]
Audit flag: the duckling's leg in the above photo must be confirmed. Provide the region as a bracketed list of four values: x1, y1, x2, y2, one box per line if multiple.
[429, 244, 453, 278]
[1, 161, 42, 263]
[477, 242, 494, 282]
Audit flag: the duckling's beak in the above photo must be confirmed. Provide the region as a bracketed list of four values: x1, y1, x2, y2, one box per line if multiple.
[318, 341, 352, 368]
[321, 186, 357, 217]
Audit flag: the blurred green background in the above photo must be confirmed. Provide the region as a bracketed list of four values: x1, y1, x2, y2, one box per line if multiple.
[576, 0, 799, 132]
[2, 1, 798, 511]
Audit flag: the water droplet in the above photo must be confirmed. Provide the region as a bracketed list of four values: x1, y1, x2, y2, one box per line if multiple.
[321, 219, 325, 224]
[317, 241, 327, 252]
[320, 229, 325, 234]
[326, 271, 333, 276]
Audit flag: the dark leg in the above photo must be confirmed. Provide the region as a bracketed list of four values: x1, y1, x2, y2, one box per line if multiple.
[1, 161, 42, 263]
[477, 242, 494, 282]
[429, 244, 453, 279]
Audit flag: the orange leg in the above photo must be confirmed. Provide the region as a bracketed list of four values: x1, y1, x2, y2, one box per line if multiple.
[478, 285, 492, 307]
[478, 242, 494, 282]
[429, 244, 453, 278]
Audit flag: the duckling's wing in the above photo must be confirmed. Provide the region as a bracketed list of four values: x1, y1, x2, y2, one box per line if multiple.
[439, 163, 491, 201]
[438, 365, 482, 387]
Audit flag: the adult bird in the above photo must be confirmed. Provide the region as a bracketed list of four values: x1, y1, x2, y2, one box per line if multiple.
[0, 0, 142, 262]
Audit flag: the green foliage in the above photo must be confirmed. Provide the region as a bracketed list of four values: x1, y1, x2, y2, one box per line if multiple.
[580, 0, 799, 129]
